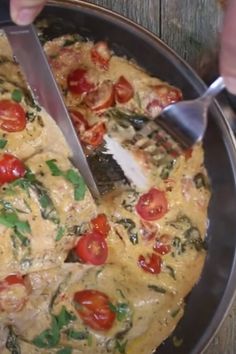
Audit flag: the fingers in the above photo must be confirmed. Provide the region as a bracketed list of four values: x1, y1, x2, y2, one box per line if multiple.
[10, 0, 47, 26]
[220, 0, 236, 94]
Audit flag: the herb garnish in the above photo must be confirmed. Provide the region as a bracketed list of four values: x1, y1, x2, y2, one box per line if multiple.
[115, 339, 128, 354]
[0, 138, 7, 149]
[56, 348, 72, 354]
[6, 326, 21, 354]
[109, 302, 131, 322]
[116, 218, 138, 245]
[11, 89, 23, 102]
[32, 306, 76, 349]
[148, 284, 166, 293]
[46, 159, 86, 201]
[10, 169, 59, 224]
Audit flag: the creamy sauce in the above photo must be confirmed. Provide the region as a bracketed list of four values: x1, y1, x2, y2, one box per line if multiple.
[0, 31, 210, 354]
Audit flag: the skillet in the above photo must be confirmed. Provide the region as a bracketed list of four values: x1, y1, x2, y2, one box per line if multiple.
[4, 0, 236, 352]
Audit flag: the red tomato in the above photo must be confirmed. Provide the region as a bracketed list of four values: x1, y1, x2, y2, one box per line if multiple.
[81, 122, 106, 147]
[75, 231, 108, 265]
[69, 109, 89, 135]
[140, 221, 158, 241]
[152, 84, 182, 107]
[114, 76, 134, 103]
[184, 147, 193, 160]
[67, 68, 95, 94]
[91, 213, 111, 237]
[153, 234, 171, 255]
[0, 154, 26, 186]
[0, 274, 30, 312]
[73, 289, 115, 331]
[138, 253, 162, 274]
[91, 41, 111, 70]
[84, 80, 114, 111]
[136, 188, 168, 221]
[0, 99, 26, 132]
[146, 85, 182, 118]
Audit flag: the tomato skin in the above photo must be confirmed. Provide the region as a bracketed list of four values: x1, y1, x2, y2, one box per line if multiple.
[140, 221, 158, 242]
[84, 80, 114, 111]
[0, 274, 30, 312]
[152, 84, 182, 107]
[73, 289, 115, 331]
[138, 253, 162, 274]
[146, 85, 182, 118]
[153, 234, 171, 255]
[91, 41, 111, 70]
[81, 122, 106, 147]
[114, 76, 134, 104]
[91, 213, 111, 237]
[67, 68, 95, 94]
[136, 188, 168, 221]
[0, 99, 26, 132]
[69, 109, 89, 135]
[75, 231, 108, 265]
[0, 154, 26, 186]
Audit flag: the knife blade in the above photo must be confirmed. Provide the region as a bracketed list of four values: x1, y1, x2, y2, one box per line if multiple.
[3, 24, 100, 199]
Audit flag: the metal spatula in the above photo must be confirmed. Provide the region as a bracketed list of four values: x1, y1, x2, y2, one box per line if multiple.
[147, 77, 225, 148]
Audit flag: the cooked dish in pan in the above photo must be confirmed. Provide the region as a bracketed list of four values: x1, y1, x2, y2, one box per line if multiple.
[0, 30, 210, 354]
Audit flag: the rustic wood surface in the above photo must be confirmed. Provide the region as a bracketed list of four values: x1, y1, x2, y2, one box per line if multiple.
[84, 1, 234, 353]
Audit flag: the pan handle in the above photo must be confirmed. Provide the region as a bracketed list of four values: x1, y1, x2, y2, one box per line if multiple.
[0, 0, 13, 25]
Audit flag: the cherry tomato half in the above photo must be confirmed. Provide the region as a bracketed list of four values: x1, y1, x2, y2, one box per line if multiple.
[0, 99, 26, 132]
[136, 188, 168, 221]
[152, 84, 182, 107]
[91, 213, 111, 238]
[0, 274, 30, 312]
[84, 80, 114, 111]
[74, 231, 108, 265]
[153, 234, 171, 255]
[67, 68, 95, 95]
[114, 76, 134, 104]
[73, 289, 115, 331]
[138, 253, 162, 274]
[0, 153, 26, 186]
[81, 122, 106, 147]
[91, 41, 111, 70]
[69, 109, 89, 135]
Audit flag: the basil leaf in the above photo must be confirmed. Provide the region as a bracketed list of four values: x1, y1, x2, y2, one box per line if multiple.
[65, 170, 86, 201]
[109, 302, 131, 321]
[74, 182, 86, 201]
[46, 160, 62, 176]
[46, 161, 86, 201]
[14, 229, 30, 247]
[55, 306, 76, 330]
[65, 169, 82, 185]
[147, 284, 166, 293]
[11, 89, 23, 103]
[66, 329, 89, 340]
[115, 340, 127, 354]
[57, 348, 72, 354]
[0, 138, 7, 149]
[32, 317, 60, 348]
[6, 326, 21, 354]
[55, 226, 65, 242]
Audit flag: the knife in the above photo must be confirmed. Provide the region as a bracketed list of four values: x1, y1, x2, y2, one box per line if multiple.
[0, 1, 100, 199]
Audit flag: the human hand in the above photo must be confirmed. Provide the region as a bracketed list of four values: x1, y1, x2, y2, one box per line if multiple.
[220, 0, 236, 95]
[10, 0, 47, 26]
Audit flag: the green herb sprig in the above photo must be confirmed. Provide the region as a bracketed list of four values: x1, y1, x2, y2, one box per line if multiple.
[46, 159, 86, 201]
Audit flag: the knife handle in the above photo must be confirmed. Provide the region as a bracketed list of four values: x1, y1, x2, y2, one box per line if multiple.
[0, 0, 12, 25]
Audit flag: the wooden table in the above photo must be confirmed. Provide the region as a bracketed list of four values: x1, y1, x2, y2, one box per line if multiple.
[84, 1, 235, 353]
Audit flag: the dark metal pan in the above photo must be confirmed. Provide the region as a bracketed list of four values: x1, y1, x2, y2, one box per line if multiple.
[36, 1, 236, 352]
